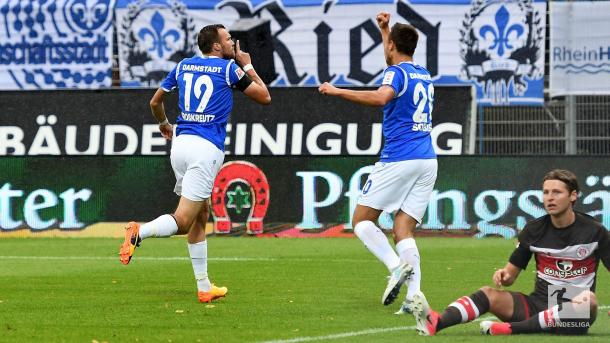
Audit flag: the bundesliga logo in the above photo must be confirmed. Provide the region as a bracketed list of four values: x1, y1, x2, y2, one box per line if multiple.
[547, 285, 591, 320]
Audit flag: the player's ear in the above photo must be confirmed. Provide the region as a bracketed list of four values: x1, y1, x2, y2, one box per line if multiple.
[386, 39, 395, 51]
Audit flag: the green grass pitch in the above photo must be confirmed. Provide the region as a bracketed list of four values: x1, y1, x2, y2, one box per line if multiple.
[0, 237, 608, 342]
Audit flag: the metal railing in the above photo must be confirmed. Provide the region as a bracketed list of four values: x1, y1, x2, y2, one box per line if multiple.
[476, 95, 610, 155]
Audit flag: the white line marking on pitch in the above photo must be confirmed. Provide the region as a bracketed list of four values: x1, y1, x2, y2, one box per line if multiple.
[0, 255, 276, 261]
[261, 306, 610, 343]
[0, 256, 381, 263]
[258, 316, 498, 343]
[259, 325, 417, 343]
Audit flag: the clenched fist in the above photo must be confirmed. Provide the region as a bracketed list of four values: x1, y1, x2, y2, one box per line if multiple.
[376, 12, 390, 30]
[318, 82, 339, 96]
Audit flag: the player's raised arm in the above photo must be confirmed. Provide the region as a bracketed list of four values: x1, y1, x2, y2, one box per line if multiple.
[376, 12, 391, 66]
[318, 82, 395, 107]
[234, 40, 271, 105]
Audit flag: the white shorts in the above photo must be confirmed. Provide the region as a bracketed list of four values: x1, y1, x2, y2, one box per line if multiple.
[170, 134, 224, 201]
[358, 159, 437, 223]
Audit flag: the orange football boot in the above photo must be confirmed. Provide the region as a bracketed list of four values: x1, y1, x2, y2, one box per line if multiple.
[198, 284, 228, 303]
[119, 222, 141, 265]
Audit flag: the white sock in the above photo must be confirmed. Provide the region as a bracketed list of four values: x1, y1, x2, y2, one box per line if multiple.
[395, 238, 421, 300]
[188, 241, 211, 292]
[139, 214, 178, 240]
[354, 220, 400, 272]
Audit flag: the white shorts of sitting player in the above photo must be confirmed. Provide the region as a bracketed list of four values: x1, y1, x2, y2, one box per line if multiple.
[358, 159, 437, 224]
[170, 134, 224, 201]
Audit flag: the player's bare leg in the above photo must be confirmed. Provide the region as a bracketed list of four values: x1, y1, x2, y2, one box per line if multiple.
[481, 286, 515, 321]
[392, 210, 417, 241]
[186, 200, 208, 243]
[184, 200, 227, 303]
[352, 205, 411, 305]
[173, 196, 204, 235]
[351, 204, 382, 226]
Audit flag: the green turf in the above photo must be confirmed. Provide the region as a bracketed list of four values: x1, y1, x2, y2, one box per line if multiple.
[0, 237, 607, 342]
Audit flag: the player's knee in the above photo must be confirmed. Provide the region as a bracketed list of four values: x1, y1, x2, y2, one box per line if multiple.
[172, 212, 194, 231]
[479, 287, 497, 311]
[479, 286, 495, 301]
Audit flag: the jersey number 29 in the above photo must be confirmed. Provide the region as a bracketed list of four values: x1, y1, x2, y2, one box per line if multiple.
[413, 82, 434, 123]
[183, 73, 213, 113]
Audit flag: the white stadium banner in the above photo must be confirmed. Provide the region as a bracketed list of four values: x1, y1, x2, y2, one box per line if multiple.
[116, 0, 546, 105]
[0, 0, 116, 90]
[550, 1, 610, 97]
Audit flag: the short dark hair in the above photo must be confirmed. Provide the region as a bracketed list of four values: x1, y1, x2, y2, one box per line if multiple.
[543, 169, 580, 194]
[389, 23, 418, 56]
[198, 24, 225, 54]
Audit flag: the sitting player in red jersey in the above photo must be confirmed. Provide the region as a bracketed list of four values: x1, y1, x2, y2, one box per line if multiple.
[414, 169, 609, 336]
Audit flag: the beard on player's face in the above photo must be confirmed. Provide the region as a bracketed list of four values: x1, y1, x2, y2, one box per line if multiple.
[217, 29, 235, 59]
[222, 48, 235, 59]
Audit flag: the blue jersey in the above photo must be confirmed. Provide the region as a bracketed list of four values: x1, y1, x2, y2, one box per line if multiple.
[379, 62, 436, 162]
[160, 55, 245, 151]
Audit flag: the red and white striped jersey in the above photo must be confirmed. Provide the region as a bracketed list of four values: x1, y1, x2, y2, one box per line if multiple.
[516, 212, 610, 297]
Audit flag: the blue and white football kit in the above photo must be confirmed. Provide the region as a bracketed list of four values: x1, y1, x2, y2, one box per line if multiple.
[160, 56, 250, 201]
[358, 62, 437, 223]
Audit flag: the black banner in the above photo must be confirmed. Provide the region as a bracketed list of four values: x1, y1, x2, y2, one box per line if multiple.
[1, 156, 608, 238]
[0, 86, 472, 156]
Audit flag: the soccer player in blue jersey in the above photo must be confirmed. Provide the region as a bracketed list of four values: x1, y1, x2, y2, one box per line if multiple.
[119, 24, 271, 303]
[319, 12, 437, 323]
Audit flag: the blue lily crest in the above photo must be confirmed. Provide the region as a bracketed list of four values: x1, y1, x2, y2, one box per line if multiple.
[67, 0, 113, 36]
[479, 5, 524, 57]
[138, 11, 180, 58]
